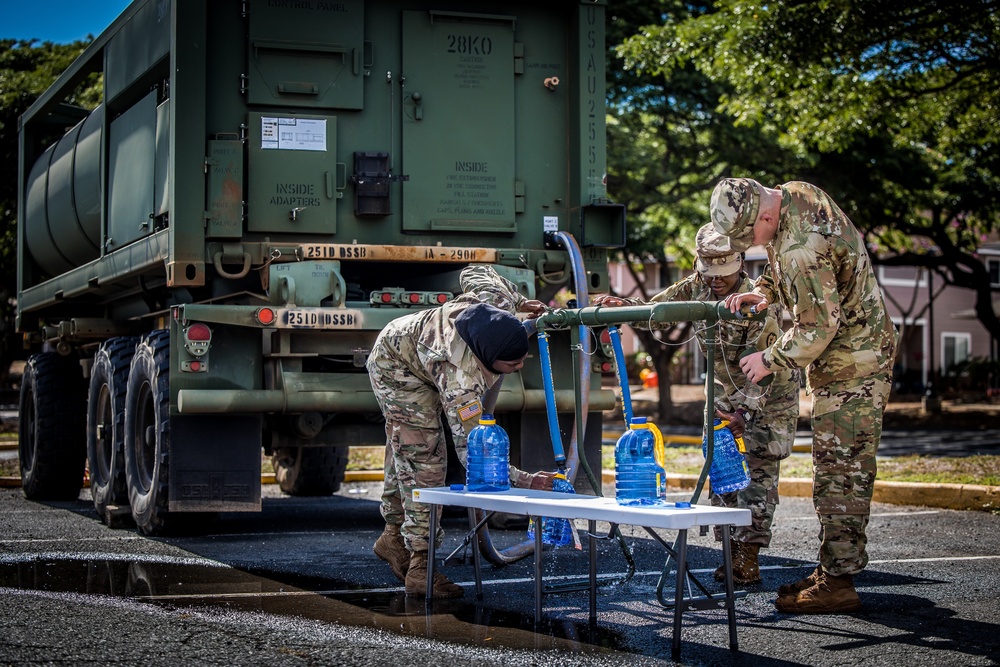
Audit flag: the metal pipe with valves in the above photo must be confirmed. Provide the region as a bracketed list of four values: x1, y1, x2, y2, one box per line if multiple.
[534, 300, 757, 331]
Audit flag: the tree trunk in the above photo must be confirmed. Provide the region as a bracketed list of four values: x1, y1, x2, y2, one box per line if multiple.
[630, 323, 692, 423]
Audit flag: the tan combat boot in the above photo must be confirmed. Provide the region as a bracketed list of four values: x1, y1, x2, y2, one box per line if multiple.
[777, 565, 821, 597]
[714, 541, 762, 585]
[373, 524, 410, 583]
[404, 551, 464, 599]
[775, 571, 862, 614]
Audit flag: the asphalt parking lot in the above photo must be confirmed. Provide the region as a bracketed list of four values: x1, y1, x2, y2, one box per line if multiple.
[1, 479, 998, 666]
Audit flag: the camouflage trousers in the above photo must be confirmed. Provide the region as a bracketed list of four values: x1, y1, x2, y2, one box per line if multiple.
[711, 404, 796, 546]
[809, 372, 891, 577]
[368, 343, 463, 553]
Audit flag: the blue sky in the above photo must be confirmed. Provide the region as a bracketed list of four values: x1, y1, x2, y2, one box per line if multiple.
[4, 1, 133, 44]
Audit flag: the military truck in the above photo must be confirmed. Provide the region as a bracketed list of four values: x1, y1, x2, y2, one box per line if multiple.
[16, 0, 624, 534]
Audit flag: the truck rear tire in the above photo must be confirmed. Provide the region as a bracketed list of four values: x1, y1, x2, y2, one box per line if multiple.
[87, 337, 138, 521]
[124, 331, 171, 535]
[18, 352, 87, 500]
[272, 446, 348, 496]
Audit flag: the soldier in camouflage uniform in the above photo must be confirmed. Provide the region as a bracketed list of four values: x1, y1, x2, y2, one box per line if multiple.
[712, 178, 898, 614]
[595, 224, 798, 585]
[367, 264, 555, 598]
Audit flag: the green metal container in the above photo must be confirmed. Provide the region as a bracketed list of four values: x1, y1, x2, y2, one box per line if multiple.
[16, 0, 623, 534]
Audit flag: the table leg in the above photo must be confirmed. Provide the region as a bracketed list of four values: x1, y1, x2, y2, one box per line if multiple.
[721, 524, 739, 650]
[467, 508, 484, 600]
[589, 519, 597, 624]
[672, 528, 688, 661]
[533, 514, 543, 624]
[427, 503, 438, 603]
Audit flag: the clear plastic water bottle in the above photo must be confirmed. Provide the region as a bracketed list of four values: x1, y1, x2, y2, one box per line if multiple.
[528, 474, 576, 546]
[615, 417, 667, 506]
[703, 418, 751, 494]
[466, 414, 510, 492]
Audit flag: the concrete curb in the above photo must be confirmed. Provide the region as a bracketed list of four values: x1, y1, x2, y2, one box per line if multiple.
[260, 471, 385, 485]
[597, 470, 1000, 512]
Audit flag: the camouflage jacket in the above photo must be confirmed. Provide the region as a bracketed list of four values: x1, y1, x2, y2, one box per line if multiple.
[370, 263, 526, 448]
[622, 274, 798, 420]
[374, 263, 525, 386]
[752, 182, 898, 390]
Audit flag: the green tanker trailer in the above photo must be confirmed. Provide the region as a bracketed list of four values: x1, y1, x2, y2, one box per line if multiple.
[16, 0, 624, 535]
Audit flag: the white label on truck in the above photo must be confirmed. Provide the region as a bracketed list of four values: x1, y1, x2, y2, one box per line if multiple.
[275, 308, 362, 329]
[261, 117, 327, 151]
[299, 243, 497, 263]
[543, 215, 559, 232]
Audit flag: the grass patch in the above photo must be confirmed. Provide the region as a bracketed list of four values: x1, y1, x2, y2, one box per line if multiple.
[0, 457, 18, 477]
[876, 454, 1000, 486]
[347, 446, 385, 471]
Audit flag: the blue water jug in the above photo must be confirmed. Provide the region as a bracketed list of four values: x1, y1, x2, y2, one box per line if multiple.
[703, 418, 751, 494]
[615, 417, 667, 506]
[527, 474, 576, 546]
[466, 414, 510, 492]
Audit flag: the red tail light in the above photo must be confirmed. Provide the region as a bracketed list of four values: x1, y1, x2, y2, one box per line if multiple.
[186, 323, 212, 341]
[255, 307, 276, 325]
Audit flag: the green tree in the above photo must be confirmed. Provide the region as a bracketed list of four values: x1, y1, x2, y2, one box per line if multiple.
[615, 0, 1000, 350]
[0, 38, 97, 384]
[605, 1, 801, 418]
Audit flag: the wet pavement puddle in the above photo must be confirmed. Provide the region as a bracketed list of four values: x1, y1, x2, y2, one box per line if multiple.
[0, 556, 628, 653]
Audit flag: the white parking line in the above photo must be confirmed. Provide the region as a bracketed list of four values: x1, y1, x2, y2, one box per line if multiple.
[782, 509, 941, 521]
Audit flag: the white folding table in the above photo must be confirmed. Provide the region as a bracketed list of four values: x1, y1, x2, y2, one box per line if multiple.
[414, 486, 751, 659]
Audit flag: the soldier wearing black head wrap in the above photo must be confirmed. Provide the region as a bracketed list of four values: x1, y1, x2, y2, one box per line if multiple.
[455, 303, 530, 373]
[366, 265, 553, 598]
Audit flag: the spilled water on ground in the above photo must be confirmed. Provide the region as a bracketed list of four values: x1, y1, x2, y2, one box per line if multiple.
[0, 554, 627, 654]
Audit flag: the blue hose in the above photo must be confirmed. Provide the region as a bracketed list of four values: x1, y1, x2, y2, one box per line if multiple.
[607, 325, 633, 425]
[536, 329, 567, 467]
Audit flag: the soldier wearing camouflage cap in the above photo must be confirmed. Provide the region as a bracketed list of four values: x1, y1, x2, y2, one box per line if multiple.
[595, 223, 799, 586]
[711, 178, 899, 614]
[367, 264, 557, 598]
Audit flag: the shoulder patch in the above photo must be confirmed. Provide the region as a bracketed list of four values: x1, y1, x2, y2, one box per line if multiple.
[457, 400, 483, 422]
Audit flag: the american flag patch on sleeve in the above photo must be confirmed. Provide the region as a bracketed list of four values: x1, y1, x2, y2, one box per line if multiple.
[457, 401, 482, 422]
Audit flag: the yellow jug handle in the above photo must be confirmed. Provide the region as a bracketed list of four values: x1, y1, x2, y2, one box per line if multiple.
[633, 421, 666, 470]
[714, 419, 747, 453]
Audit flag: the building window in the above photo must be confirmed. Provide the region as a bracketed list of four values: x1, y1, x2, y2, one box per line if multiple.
[988, 259, 1000, 288]
[941, 332, 972, 376]
[877, 264, 927, 288]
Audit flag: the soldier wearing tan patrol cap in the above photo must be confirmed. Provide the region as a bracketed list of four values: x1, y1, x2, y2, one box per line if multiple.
[595, 223, 799, 586]
[711, 177, 899, 614]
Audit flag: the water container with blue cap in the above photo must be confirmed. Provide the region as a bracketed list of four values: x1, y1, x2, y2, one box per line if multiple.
[466, 414, 510, 492]
[615, 417, 667, 506]
[703, 418, 751, 494]
[527, 474, 576, 546]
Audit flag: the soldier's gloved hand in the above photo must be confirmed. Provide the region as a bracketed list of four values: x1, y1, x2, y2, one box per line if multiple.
[527, 470, 560, 491]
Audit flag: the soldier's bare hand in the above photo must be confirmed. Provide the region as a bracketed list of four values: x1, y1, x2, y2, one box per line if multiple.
[723, 292, 767, 315]
[593, 294, 625, 307]
[528, 470, 560, 491]
[520, 299, 547, 318]
[715, 407, 746, 439]
[738, 350, 774, 385]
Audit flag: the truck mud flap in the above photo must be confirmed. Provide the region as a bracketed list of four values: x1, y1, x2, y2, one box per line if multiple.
[168, 415, 263, 512]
